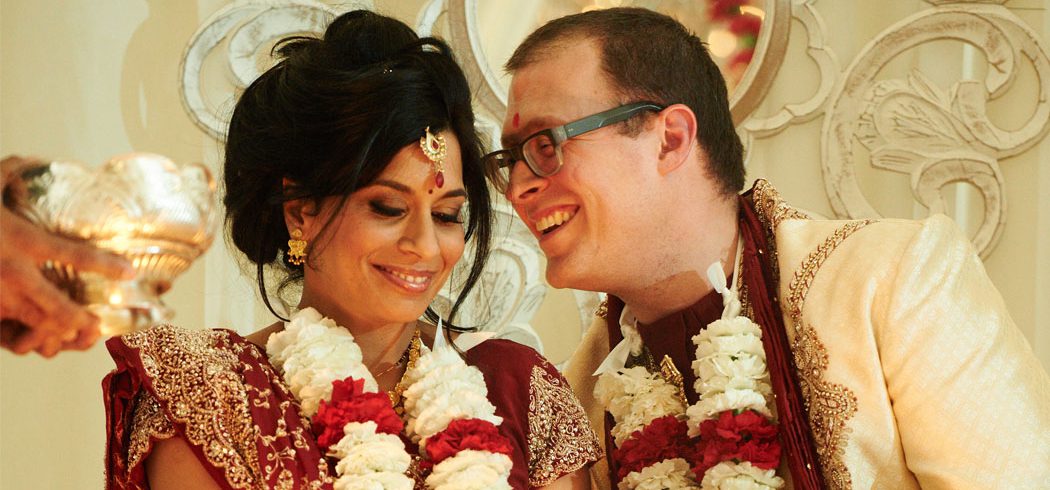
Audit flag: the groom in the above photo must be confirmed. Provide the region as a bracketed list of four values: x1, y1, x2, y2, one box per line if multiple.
[482, 7, 1050, 489]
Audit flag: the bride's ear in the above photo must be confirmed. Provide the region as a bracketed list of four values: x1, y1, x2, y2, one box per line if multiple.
[281, 178, 319, 236]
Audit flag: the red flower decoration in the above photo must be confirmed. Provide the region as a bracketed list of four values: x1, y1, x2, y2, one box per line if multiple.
[707, 0, 748, 22]
[729, 50, 755, 70]
[728, 14, 762, 38]
[613, 415, 697, 482]
[312, 377, 404, 451]
[424, 418, 514, 468]
[691, 410, 781, 478]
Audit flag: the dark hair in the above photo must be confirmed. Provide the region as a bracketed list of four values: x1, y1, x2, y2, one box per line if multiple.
[506, 7, 745, 195]
[223, 10, 491, 331]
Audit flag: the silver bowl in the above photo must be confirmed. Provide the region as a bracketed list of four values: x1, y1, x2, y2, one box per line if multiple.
[5, 153, 217, 335]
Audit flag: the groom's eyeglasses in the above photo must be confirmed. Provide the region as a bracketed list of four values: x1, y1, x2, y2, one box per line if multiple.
[482, 102, 665, 193]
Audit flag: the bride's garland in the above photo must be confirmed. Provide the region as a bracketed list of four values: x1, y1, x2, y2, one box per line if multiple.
[595, 256, 785, 489]
[266, 308, 514, 489]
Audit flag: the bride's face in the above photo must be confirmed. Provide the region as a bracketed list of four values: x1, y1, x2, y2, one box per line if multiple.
[300, 131, 467, 327]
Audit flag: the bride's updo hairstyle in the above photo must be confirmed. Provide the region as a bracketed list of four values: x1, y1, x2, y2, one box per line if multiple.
[224, 10, 491, 329]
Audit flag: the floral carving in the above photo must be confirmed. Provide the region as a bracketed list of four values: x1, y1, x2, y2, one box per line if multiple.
[821, 4, 1050, 258]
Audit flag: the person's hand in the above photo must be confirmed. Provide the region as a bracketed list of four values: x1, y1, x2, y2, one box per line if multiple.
[1, 155, 134, 357]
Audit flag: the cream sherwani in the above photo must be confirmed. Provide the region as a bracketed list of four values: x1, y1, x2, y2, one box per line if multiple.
[565, 182, 1050, 489]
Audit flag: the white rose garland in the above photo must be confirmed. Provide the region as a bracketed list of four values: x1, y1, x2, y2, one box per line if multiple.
[267, 308, 512, 489]
[401, 346, 503, 445]
[594, 366, 686, 446]
[618, 458, 698, 490]
[700, 462, 784, 490]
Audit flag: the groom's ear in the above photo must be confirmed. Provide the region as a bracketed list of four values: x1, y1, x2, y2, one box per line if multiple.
[656, 104, 698, 176]
[281, 178, 320, 235]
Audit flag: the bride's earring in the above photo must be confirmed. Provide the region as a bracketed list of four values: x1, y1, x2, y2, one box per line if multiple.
[287, 229, 307, 266]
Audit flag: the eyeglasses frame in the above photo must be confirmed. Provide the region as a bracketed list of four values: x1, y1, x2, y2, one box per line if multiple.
[483, 101, 666, 183]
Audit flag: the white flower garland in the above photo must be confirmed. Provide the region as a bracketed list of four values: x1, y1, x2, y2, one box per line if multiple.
[595, 366, 686, 446]
[594, 240, 785, 490]
[619, 458, 697, 490]
[266, 307, 512, 489]
[686, 317, 773, 430]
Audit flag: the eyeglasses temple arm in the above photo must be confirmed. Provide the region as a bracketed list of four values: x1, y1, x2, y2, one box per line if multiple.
[561, 103, 663, 139]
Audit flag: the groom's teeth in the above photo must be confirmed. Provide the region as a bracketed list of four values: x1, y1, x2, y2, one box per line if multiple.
[537, 210, 575, 232]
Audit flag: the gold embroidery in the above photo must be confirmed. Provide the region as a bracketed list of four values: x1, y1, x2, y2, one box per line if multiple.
[595, 299, 609, 320]
[785, 219, 873, 490]
[120, 326, 331, 490]
[408, 454, 426, 489]
[752, 179, 810, 230]
[751, 179, 811, 289]
[659, 355, 687, 406]
[127, 391, 175, 472]
[527, 366, 603, 486]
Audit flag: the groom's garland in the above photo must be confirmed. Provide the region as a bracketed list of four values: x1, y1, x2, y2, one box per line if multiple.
[595, 258, 785, 489]
[266, 308, 514, 489]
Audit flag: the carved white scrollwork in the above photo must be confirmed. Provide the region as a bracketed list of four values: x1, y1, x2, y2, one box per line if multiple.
[445, 0, 507, 124]
[740, 0, 838, 137]
[431, 204, 548, 351]
[179, 0, 363, 139]
[821, 3, 1050, 258]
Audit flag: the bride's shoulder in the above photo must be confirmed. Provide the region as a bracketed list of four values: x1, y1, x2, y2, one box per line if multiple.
[107, 324, 270, 375]
[245, 322, 283, 349]
[466, 338, 559, 380]
[468, 337, 543, 359]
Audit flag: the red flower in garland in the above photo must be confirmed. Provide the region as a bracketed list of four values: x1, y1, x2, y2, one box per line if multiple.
[312, 377, 404, 451]
[692, 410, 781, 478]
[613, 415, 697, 482]
[424, 418, 514, 468]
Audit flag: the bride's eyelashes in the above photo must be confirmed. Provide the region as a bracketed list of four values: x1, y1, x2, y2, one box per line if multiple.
[433, 208, 464, 225]
[369, 200, 463, 225]
[369, 200, 405, 218]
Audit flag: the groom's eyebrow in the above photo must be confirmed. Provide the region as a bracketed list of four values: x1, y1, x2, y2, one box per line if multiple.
[501, 116, 561, 148]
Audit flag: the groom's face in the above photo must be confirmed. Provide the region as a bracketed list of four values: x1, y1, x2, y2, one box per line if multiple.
[501, 38, 663, 292]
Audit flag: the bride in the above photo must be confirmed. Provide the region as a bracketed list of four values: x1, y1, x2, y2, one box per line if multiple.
[102, 10, 600, 490]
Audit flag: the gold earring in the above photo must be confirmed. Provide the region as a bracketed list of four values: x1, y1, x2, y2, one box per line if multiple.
[420, 126, 447, 188]
[287, 229, 307, 266]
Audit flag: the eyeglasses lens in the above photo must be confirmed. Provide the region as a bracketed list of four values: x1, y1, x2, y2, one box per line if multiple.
[522, 133, 561, 176]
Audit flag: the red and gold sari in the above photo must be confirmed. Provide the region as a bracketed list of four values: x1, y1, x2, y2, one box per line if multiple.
[103, 326, 601, 489]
